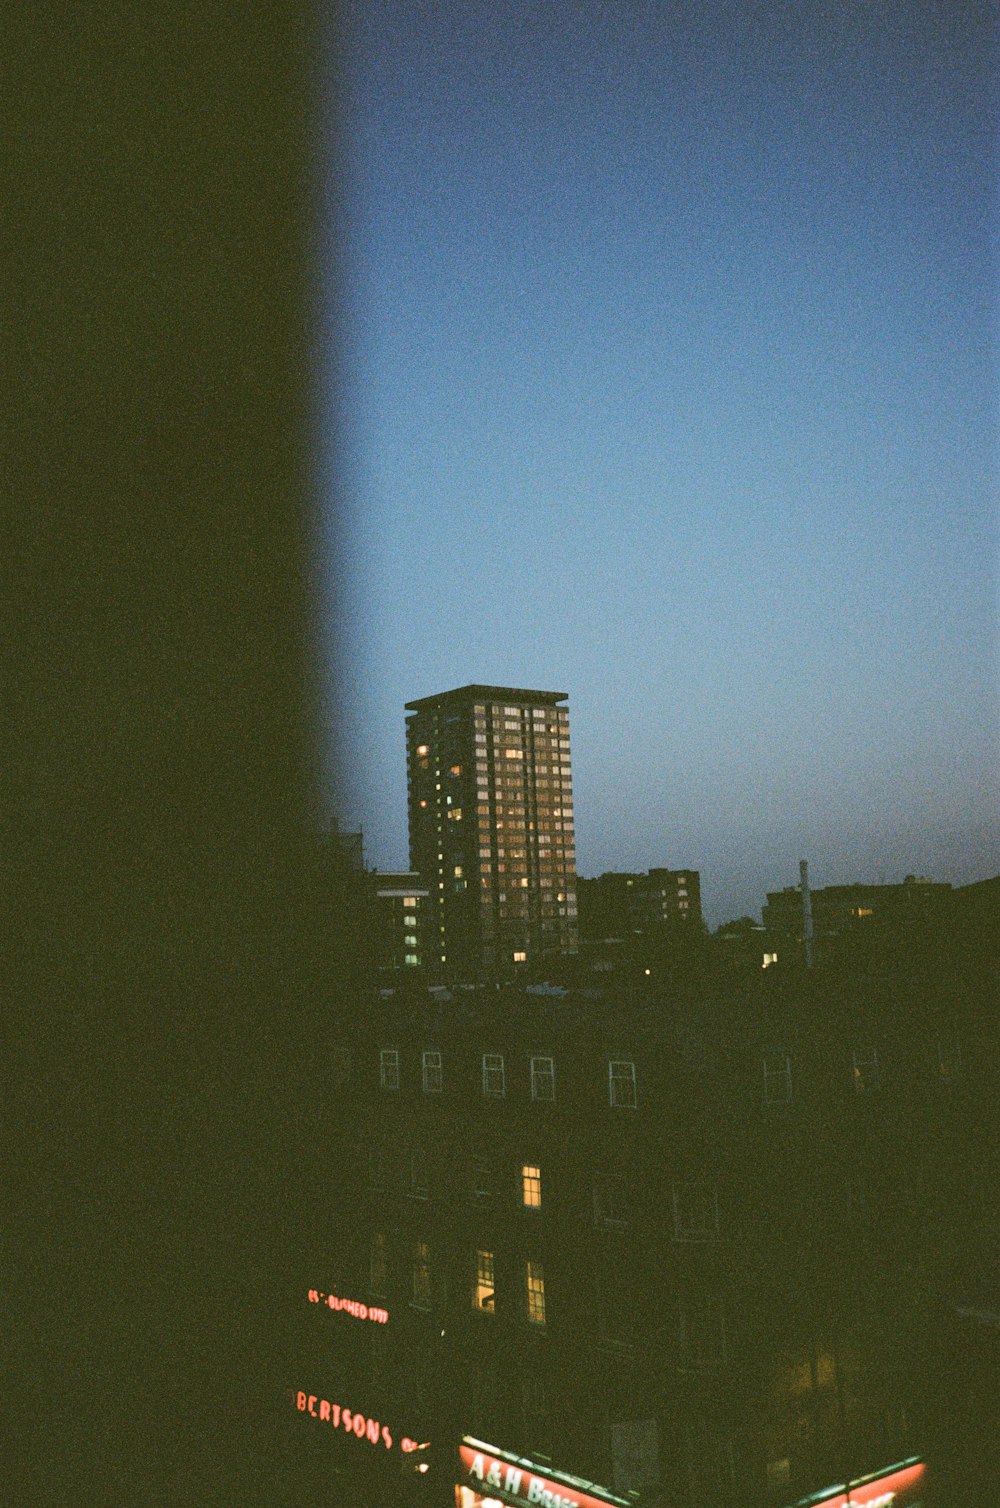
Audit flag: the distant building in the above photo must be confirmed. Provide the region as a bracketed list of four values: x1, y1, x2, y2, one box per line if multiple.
[405, 684, 578, 978]
[762, 875, 953, 947]
[577, 868, 702, 940]
[373, 870, 430, 974]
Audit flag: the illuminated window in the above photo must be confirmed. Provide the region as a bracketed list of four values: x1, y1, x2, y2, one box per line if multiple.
[593, 1174, 628, 1228]
[370, 1232, 388, 1298]
[416, 744, 429, 756]
[411, 1242, 431, 1310]
[763, 1053, 792, 1103]
[404, 952, 418, 965]
[482, 1053, 505, 1097]
[672, 1182, 719, 1241]
[402, 895, 418, 908]
[421, 1050, 442, 1094]
[526, 1261, 546, 1326]
[453, 864, 463, 877]
[473, 1249, 495, 1312]
[513, 949, 527, 961]
[608, 1059, 637, 1108]
[522, 1164, 541, 1208]
[762, 950, 778, 968]
[450, 764, 462, 776]
[530, 1056, 555, 1102]
[447, 807, 463, 821]
[379, 1048, 399, 1091]
[852, 1047, 880, 1094]
[678, 1295, 726, 1369]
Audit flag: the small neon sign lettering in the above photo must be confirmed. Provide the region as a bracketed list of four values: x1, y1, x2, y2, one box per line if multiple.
[307, 1288, 388, 1324]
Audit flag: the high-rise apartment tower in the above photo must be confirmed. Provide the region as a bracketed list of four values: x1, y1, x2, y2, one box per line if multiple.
[406, 684, 578, 977]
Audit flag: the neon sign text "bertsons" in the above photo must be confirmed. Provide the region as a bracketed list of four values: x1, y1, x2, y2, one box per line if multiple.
[307, 1288, 388, 1323]
[294, 1391, 393, 1449]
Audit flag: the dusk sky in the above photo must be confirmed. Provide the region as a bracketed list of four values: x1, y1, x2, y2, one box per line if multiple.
[330, 0, 997, 928]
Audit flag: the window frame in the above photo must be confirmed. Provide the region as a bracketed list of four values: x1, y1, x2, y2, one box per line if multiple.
[608, 1059, 637, 1109]
[421, 1049, 443, 1095]
[482, 1052, 506, 1098]
[526, 1260, 546, 1327]
[379, 1048, 400, 1092]
[529, 1055, 556, 1102]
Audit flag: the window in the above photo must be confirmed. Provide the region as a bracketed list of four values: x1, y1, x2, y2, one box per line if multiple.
[763, 1053, 792, 1103]
[402, 895, 417, 908]
[482, 1053, 505, 1097]
[409, 1146, 428, 1199]
[412, 1242, 431, 1310]
[521, 1377, 552, 1460]
[473, 1249, 495, 1312]
[530, 1056, 555, 1102]
[593, 1173, 628, 1228]
[370, 1232, 387, 1298]
[522, 1164, 541, 1209]
[513, 949, 527, 962]
[678, 1296, 726, 1369]
[852, 1047, 880, 1094]
[526, 1261, 546, 1326]
[379, 1048, 399, 1091]
[472, 1153, 491, 1200]
[609, 1059, 637, 1108]
[672, 1182, 719, 1241]
[421, 1050, 442, 1094]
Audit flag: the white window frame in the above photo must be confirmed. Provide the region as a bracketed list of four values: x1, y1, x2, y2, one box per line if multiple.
[482, 1053, 506, 1098]
[379, 1048, 400, 1091]
[530, 1055, 556, 1102]
[421, 1049, 443, 1095]
[473, 1248, 495, 1313]
[521, 1163, 542, 1209]
[608, 1059, 637, 1109]
[763, 1053, 792, 1104]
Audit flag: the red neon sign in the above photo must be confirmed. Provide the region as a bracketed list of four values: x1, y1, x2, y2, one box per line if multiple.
[307, 1288, 388, 1324]
[294, 1389, 396, 1450]
[803, 1461, 926, 1508]
[458, 1443, 625, 1508]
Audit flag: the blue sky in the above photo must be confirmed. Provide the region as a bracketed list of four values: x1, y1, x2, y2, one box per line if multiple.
[327, 0, 998, 927]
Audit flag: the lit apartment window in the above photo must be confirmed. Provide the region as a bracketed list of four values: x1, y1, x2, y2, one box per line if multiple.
[672, 1182, 719, 1241]
[852, 1047, 880, 1094]
[482, 1053, 505, 1097]
[402, 895, 417, 908]
[530, 1056, 555, 1102]
[526, 1261, 546, 1326]
[522, 1164, 542, 1209]
[763, 1053, 792, 1103]
[473, 1249, 495, 1312]
[379, 1048, 399, 1091]
[678, 1295, 726, 1369]
[422, 1050, 442, 1094]
[513, 949, 527, 962]
[370, 1232, 388, 1297]
[416, 744, 429, 756]
[608, 1059, 637, 1108]
[412, 1242, 431, 1310]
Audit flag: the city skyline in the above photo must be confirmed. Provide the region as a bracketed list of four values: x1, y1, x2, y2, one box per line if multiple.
[330, 0, 998, 929]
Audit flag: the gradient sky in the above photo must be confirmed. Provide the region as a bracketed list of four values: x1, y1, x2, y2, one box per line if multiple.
[329, 0, 998, 928]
